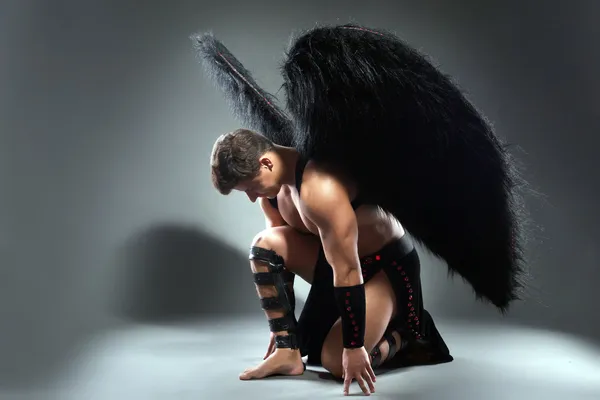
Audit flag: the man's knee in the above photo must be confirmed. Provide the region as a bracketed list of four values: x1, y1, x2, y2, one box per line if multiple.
[251, 226, 290, 250]
[320, 346, 344, 379]
[249, 227, 295, 290]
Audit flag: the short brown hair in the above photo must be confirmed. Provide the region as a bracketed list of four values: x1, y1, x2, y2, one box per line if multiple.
[210, 128, 275, 194]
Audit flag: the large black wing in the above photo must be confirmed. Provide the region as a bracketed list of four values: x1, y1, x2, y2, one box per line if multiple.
[191, 32, 294, 146]
[281, 24, 531, 312]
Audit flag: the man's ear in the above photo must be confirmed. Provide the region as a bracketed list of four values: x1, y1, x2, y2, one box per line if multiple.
[259, 157, 273, 171]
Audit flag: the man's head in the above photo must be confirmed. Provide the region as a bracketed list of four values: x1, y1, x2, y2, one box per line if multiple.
[210, 128, 282, 201]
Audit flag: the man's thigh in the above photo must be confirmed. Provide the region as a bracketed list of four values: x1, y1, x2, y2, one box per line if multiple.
[252, 226, 322, 284]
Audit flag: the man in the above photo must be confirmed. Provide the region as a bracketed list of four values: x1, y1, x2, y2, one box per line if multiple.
[210, 128, 453, 396]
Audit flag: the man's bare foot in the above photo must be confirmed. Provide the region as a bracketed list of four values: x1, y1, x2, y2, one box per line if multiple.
[239, 348, 305, 380]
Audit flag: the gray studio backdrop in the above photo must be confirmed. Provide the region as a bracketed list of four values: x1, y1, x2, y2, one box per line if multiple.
[1, 0, 599, 392]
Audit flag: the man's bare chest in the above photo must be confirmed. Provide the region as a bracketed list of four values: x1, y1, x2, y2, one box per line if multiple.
[276, 187, 318, 234]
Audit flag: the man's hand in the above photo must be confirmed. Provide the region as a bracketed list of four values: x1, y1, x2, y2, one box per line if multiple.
[342, 347, 376, 396]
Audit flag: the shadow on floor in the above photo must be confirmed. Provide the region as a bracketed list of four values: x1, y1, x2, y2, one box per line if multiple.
[110, 222, 307, 323]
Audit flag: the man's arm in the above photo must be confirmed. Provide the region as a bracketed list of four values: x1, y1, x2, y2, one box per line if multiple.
[259, 197, 287, 228]
[300, 168, 366, 351]
[300, 171, 362, 287]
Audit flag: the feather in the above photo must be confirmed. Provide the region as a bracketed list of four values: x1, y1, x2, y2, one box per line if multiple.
[191, 32, 294, 146]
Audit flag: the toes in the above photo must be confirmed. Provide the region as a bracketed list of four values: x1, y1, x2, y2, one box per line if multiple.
[239, 369, 254, 380]
[240, 367, 266, 380]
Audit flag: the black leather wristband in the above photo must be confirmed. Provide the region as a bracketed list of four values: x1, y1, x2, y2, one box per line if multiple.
[334, 284, 366, 348]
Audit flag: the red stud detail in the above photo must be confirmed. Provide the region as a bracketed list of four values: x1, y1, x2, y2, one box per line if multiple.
[391, 261, 397, 266]
[409, 289, 413, 293]
[406, 284, 411, 288]
[346, 292, 351, 297]
[352, 320, 356, 325]
[375, 255, 380, 261]
[416, 321, 420, 326]
[410, 307, 415, 311]
[354, 333, 359, 337]
[349, 314, 354, 318]
[355, 326, 359, 331]
[347, 307, 351, 311]
[345, 300, 350, 305]
[397, 266, 402, 271]
[404, 277, 409, 282]
[414, 316, 419, 321]
[351, 341, 356, 346]
[401, 271, 406, 276]
[409, 295, 413, 300]
[408, 303, 412, 307]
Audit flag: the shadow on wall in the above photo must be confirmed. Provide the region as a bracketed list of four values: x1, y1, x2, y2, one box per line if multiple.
[111, 223, 304, 322]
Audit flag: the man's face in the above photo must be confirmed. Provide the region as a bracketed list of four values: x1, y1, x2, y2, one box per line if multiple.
[235, 158, 281, 202]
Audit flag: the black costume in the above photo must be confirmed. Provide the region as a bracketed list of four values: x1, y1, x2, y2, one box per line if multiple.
[192, 23, 530, 368]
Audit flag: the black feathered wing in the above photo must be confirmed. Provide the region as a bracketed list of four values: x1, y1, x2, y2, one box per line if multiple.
[191, 32, 294, 146]
[281, 24, 530, 312]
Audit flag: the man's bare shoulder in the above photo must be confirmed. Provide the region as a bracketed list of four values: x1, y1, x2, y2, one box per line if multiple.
[297, 161, 358, 231]
[299, 161, 353, 213]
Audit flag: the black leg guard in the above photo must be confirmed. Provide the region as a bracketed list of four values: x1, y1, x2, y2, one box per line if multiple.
[370, 346, 382, 367]
[370, 322, 409, 367]
[281, 269, 296, 313]
[249, 246, 299, 349]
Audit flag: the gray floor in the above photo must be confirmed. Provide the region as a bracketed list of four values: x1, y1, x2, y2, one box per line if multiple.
[9, 317, 600, 400]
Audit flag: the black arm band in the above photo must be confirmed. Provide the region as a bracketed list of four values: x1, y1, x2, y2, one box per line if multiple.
[334, 284, 366, 349]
